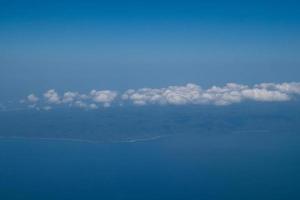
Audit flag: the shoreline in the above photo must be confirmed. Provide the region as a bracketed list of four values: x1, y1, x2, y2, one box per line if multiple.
[0, 134, 170, 144]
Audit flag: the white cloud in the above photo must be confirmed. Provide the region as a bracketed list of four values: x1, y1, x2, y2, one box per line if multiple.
[256, 82, 300, 95]
[241, 89, 290, 102]
[28, 89, 117, 109]
[62, 91, 79, 103]
[122, 84, 203, 105]
[122, 82, 297, 106]
[90, 90, 117, 107]
[74, 100, 88, 109]
[79, 94, 89, 100]
[44, 89, 60, 104]
[74, 101, 99, 110]
[27, 94, 39, 103]
[20, 82, 300, 110]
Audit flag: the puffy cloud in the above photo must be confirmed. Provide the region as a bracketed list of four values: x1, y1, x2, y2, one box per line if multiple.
[74, 101, 99, 110]
[241, 89, 290, 102]
[122, 84, 203, 105]
[277, 82, 300, 94]
[61, 91, 89, 104]
[122, 82, 298, 106]
[62, 91, 79, 103]
[74, 100, 88, 109]
[90, 90, 117, 107]
[20, 82, 300, 109]
[122, 83, 245, 106]
[27, 89, 118, 109]
[44, 89, 60, 104]
[256, 82, 300, 95]
[27, 94, 39, 103]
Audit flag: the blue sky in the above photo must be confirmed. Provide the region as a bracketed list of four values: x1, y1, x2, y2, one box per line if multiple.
[1, 0, 300, 101]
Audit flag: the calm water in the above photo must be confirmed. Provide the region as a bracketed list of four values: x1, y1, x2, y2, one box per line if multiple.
[1, 132, 300, 200]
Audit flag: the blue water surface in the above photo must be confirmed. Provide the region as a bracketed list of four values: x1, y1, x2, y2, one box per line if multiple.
[0, 132, 300, 200]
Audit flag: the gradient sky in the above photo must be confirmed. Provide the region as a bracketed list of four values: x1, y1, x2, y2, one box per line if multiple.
[1, 0, 300, 101]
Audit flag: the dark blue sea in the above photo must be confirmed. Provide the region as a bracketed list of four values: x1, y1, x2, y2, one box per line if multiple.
[1, 132, 300, 200]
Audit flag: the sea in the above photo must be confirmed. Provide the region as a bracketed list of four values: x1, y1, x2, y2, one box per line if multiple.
[1, 131, 300, 200]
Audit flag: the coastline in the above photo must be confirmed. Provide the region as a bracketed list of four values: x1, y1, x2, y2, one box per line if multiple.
[0, 134, 170, 144]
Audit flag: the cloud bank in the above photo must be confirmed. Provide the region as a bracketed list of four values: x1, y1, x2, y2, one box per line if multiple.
[22, 82, 300, 110]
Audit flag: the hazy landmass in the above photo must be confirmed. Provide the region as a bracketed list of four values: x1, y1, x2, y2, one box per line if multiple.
[1, 102, 300, 143]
